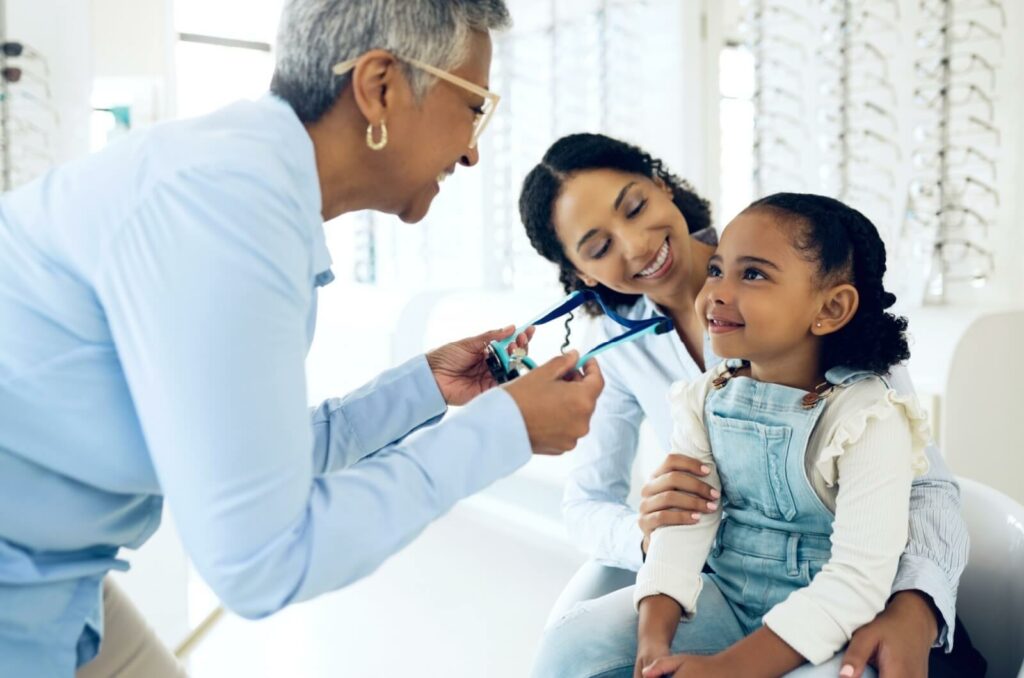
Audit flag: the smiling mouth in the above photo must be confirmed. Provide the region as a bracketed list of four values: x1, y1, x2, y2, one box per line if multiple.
[634, 238, 671, 279]
[436, 167, 455, 184]
[708, 317, 745, 333]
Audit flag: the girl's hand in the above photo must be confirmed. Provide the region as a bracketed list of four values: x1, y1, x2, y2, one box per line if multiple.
[634, 644, 672, 678]
[639, 454, 720, 554]
[640, 652, 736, 677]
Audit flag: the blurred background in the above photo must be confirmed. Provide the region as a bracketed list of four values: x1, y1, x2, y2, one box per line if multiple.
[2, 0, 1021, 675]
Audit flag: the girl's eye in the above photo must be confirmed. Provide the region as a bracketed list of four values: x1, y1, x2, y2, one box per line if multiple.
[591, 240, 611, 259]
[470, 105, 484, 117]
[743, 268, 767, 281]
[626, 198, 647, 218]
[707, 263, 722, 278]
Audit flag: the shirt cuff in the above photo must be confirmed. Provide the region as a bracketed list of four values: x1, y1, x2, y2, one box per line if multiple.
[600, 515, 645, 572]
[890, 552, 957, 652]
[633, 564, 703, 618]
[403, 354, 449, 424]
[451, 388, 533, 485]
[764, 592, 848, 665]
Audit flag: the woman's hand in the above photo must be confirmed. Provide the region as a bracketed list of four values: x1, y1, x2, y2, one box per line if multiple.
[639, 454, 721, 554]
[839, 590, 939, 678]
[425, 325, 533, 406]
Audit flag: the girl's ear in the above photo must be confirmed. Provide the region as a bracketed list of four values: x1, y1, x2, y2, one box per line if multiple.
[812, 283, 859, 335]
[578, 273, 598, 287]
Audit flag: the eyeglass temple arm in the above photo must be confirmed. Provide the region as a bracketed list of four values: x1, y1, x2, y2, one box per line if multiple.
[491, 289, 674, 366]
[574, 320, 672, 370]
[489, 291, 591, 353]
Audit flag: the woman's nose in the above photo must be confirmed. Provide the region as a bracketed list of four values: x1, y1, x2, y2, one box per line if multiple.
[621, 232, 653, 263]
[460, 145, 480, 167]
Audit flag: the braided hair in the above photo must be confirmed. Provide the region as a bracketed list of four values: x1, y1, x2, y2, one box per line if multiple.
[747, 193, 910, 374]
[519, 133, 712, 317]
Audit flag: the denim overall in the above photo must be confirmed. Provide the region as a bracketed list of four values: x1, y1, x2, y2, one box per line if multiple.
[531, 362, 887, 678]
[704, 360, 878, 633]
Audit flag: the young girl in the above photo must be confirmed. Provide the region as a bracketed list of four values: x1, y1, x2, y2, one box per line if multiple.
[632, 193, 930, 677]
[532, 191, 933, 678]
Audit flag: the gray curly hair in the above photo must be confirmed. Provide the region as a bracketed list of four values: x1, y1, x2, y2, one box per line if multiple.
[271, 0, 511, 123]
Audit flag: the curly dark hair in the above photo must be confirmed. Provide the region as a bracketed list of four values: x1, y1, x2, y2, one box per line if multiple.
[519, 133, 712, 316]
[747, 193, 910, 374]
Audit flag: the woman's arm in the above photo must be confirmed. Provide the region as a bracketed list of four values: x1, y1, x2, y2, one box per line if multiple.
[884, 364, 968, 651]
[561, 344, 650, 571]
[309, 356, 447, 474]
[97, 166, 534, 618]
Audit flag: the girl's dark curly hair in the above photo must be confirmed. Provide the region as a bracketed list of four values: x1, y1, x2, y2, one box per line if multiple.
[519, 133, 712, 316]
[747, 193, 910, 374]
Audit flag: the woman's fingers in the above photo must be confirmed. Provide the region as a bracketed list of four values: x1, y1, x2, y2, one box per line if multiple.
[641, 471, 719, 503]
[651, 453, 710, 479]
[640, 490, 717, 515]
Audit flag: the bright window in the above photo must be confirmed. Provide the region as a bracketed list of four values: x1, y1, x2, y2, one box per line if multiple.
[173, 0, 279, 118]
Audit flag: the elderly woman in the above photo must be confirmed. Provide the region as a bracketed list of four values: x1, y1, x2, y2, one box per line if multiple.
[0, 2, 603, 675]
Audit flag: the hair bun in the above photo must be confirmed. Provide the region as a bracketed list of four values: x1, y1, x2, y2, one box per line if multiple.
[880, 291, 897, 310]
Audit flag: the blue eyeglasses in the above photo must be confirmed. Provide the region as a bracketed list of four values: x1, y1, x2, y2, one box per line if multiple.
[485, 289, 674, 383]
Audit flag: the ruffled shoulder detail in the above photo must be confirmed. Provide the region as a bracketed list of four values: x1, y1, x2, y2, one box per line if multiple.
[815, 388, 932, 486]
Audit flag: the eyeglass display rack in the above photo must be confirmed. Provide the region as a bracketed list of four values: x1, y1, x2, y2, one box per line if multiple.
[742, 0, 1005, 305]
[908, 0, 1004, 304]
[0, 0, 57, 192]
[487, 0, 648, 289]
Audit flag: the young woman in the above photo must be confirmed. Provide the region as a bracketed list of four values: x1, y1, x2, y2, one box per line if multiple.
[519, 134, 983, 678]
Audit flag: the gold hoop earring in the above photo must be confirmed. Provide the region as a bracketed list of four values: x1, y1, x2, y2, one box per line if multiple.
[366, 120, 388, 151]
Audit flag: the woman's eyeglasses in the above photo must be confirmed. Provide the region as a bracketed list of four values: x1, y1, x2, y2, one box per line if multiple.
[332, 55, 500, 150]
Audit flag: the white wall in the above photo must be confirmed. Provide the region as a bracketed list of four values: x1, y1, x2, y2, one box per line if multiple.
[5, 0, 92, 163]
[91, 0, 175, 130]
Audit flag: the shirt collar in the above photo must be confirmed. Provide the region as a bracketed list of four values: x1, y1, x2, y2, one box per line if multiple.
[638, 294, 720, 371]
[311, 226, 335, 287]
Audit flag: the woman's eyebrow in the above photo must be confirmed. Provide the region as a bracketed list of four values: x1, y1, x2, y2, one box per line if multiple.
[575, 181, 640, 252]
[576, 228, 599, 253]
[614, 182, 637, 210]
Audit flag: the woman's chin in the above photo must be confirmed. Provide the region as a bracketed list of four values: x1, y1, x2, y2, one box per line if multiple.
[398, 185, 439, 223]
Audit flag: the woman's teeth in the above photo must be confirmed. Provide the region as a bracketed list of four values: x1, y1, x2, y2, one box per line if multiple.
[636, 240, 670, 278]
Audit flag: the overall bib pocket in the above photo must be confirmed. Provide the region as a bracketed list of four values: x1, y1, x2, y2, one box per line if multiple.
[707, 414, 797, 521]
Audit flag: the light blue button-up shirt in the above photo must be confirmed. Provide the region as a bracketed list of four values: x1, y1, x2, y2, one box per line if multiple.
[0, 94, 531, 674]
[564, 292, 968, 651]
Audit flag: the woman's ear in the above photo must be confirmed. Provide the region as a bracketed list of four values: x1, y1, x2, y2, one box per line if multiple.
[348, 50, 404, 125]
[577, 272, 598, 287]
[812, 283, 859, 335]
